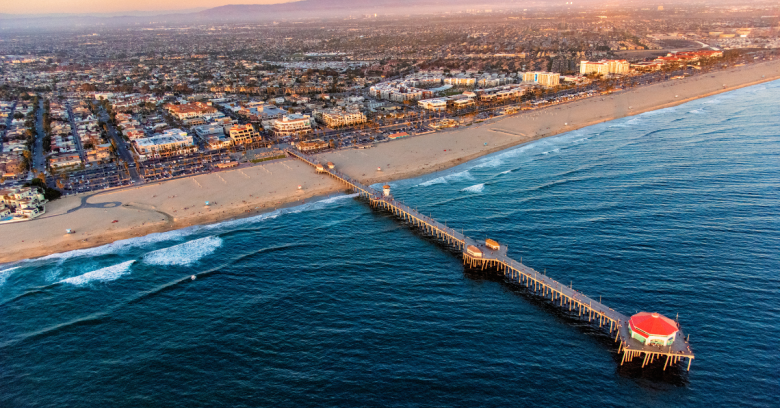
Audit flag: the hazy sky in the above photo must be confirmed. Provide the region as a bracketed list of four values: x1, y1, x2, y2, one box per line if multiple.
[4, 0, 299, 15]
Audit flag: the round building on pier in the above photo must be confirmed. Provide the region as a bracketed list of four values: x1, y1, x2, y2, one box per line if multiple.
[628, 312, 678, 346]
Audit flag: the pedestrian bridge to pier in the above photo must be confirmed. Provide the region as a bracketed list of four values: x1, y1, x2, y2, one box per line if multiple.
[286, 149, 695, 371]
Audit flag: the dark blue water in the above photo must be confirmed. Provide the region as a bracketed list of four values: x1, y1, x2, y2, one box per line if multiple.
[2, 81, 779, 407]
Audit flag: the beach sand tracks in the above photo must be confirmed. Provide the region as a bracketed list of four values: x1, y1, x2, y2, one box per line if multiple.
[490, 128, 527, 137]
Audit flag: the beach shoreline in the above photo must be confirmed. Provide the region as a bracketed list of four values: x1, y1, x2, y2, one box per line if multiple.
[2, 59, 779, 265]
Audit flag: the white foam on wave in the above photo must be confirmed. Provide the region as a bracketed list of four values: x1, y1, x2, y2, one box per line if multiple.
[416, 170, 473, 187]
[462, 183, 485, 193]
[59, 261, 135, 286]
[470, 143, 538, 171]
[688, 108, 704, 114]
[37, 229, 191, 263]
[30, 193, 360, 264]
[542, 148, 561, 155]
[143, 236, 223, 266]
[0, 266, 20, 287]
[611, 117, 640, 128]
[639, 106, 677, 117]
[418, 177, 448, 187]
[205, 193, 359, 232]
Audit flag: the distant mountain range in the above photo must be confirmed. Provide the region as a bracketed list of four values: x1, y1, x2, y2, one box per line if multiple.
[200, 0, 489, 19]
[0, 0, 540, 30]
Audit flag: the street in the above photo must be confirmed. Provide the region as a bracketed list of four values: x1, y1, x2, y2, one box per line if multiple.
[98, 106, 142, 183]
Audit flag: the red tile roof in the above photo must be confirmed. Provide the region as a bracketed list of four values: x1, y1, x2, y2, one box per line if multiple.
[629, 312, 678, 337]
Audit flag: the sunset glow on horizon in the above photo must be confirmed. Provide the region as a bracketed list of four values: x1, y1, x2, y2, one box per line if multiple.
[4, 0, 300, 15]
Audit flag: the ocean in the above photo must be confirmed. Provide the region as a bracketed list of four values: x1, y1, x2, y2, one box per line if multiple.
[1, 81, 778, 407]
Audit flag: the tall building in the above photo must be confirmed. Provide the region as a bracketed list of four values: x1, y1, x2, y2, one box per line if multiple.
[522, 71, 561, 87]
[227, 124, 260, 145]
[579, 60, 630, 75]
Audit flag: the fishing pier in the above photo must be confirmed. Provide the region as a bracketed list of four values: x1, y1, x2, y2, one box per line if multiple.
[286, 149, 695, 371]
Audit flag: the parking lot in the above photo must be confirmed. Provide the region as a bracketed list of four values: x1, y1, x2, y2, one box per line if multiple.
[61, 164, 132, 194]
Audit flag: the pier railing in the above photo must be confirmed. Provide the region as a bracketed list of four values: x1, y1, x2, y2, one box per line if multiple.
[286, 148, 695, 371]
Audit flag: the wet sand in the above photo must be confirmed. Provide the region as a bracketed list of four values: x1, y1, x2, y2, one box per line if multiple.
[2, 59, 779, 264]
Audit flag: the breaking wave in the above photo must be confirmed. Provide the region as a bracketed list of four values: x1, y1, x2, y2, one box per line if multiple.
[462, 183, 485, 193]
[37, 232, 185, 262]
[0, 266, 20, 287]
[58, 261, 135, 286]
[416, 170, 473, 187]
[29, 193, 359, 264]
[144, 236, 223, 266]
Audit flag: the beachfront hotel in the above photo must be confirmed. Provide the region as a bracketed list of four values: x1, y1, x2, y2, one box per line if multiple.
[579, 59, 630, 75]
[132, 130, 196, 160]
[314, 107, 367, 128]
[522, 71, 561, 87]
[272, 114, 313, 138]
[418, 98, 448, 111]
[227, 124, 260, 145]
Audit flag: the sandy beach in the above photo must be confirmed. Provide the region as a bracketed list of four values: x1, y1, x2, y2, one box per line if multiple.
[2, 59, 779, 264]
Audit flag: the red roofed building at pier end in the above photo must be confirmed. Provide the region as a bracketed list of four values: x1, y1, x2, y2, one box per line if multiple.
[628, 312, 679, 346]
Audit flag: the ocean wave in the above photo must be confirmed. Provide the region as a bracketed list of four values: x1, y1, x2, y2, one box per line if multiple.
[416, 170, 473, 187]
[36, 229, 190, 263]
[0, 266, 20, 287]
[143, 236, 223, 266]
[28, 194, 359, 263]
[470, 143, 538, 170]
[59, 261, 135, 286]
[462, 183, 485, 193]
[641, 106, 678, 117]
[542, 148, 561, 155]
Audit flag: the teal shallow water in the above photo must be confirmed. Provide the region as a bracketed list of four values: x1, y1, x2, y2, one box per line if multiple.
[1, 80, 779, 407]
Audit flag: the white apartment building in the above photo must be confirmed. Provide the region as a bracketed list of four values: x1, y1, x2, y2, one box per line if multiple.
[133, 131, 195, 160]
[579, 59, 630, 75]
[315, 108, 367, 128]
[369, 81, 428, 102]
[272, 114, 313, 138]
[522, 71, 561, 87]
[444, 77, 477, 87]
[418, 98, 448, 111]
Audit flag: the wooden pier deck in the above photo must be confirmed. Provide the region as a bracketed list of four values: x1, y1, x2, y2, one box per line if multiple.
[286, 149, 695, 371]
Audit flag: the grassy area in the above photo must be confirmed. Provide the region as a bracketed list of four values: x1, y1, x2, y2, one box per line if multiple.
[249, 154, 286, 164]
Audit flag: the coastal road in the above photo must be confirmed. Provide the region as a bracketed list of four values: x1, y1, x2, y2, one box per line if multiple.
[66, 102, 86, 162]
[98, 106, 142, 183]
[33, 98, 46, 174]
